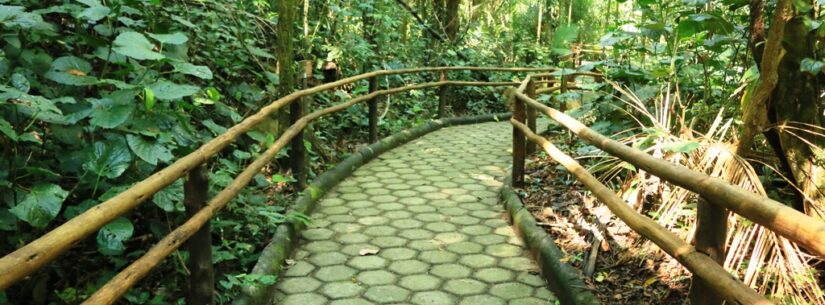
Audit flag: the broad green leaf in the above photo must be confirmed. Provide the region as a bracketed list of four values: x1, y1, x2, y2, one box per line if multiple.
[79, 6, 110, 22]
[51, 55, 92, 73]
[143, 87, 156, 111]
[171, 15, 196, 28]
[113, 32, 164, 60]
[800, 58, 823, 75]
[89, 98, 134, 129]
[83, 139, 132, 179]
[171, 61, 213, 79]
[10, 73, 30, 93]
[148, 80, 200, 100]
[152, 179, 183, 212]
[45, 56, 98, 86]
[148, 32, 188, 45]
[10, 184, 68, 228]
[0, 6, 25, 23]
[96, 217, 133, 255]
[126, 134, 173, 165]
[0, 118, 17, 141]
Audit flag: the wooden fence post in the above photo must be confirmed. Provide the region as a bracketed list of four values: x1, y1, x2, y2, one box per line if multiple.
[526, 79, 537, 155]
[290, 63, 310, 190]
[511, 88, 526, 188]
[184, 165, 213, 305]
[437, 70, 449, 118]
[368, 76, 379, 143]
[560, 74, 569, 93]
[689, 197, 727, 305]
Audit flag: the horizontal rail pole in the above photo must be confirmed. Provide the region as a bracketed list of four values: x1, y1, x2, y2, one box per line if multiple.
[510, 119, 771, 305]
[536, 86, 561, 95]
[514, 91, 825, 258]
[0, 67, 537, 290]
[81, 80, 517, 304]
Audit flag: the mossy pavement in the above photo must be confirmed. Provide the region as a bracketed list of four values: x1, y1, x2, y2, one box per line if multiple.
[273, 121, 558, 305]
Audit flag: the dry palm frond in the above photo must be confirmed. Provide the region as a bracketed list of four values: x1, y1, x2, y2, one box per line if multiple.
[588, 81, 824, 304]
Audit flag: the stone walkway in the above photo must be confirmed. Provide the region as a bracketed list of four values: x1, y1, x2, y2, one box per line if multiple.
[273, 121, 557, 305]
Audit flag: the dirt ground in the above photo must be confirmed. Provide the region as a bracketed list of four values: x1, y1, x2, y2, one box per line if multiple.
[520, 153, 691, 305]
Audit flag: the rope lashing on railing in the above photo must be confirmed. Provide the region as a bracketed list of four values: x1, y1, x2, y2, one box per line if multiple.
[510, 119, 771, 305]
[512, 90, 825, 259]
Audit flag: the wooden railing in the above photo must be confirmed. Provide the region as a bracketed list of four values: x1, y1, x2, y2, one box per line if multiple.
[0, 66, 559, 304]
[508, 73, 825, 305]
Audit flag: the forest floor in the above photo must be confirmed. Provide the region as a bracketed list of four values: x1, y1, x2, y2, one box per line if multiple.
[520, 131, 690, 305]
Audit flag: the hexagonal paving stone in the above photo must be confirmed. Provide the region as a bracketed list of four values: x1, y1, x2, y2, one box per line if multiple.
[358, 216, 389, 226]
[364, 285, 410, 303]
[391, 219, 423, 229]
[363, 225, 398, 236]
[411, 291, 455, 305]
[461, 225, 493, 235]
[501, 257, 535, 272]
[305, 241, 342, 253]
[379, 247, 418, 260]
[475, 267, 515, 283]
[424, 222, 456, 233]
[459, 295, 505, 305]
[329, 298, 374, 305]
[389, 260, 430, 275]
[399, 229, 434, 240]
[330, 223, 363, 234]
[279, 293, 328, 305]
[371, 236, 407, 248]
[490, 282, 534, 299]
[283, 261, 315, 277]
[278, 277, 322, 294]
[433, 232, 467, 244]
[430, 263, 471, 279]
[337, 233, 370, 244]
[487, 244, 523, 258]
[444, 278, 487, 295]
[415, 213, 444, 223]
[407, 240, 439, 251]
[309, 252, 348, 266]
[418, 250, 458, 264]
[516, 272, 547, 287]
[446, 241, 484, 254]
[474, 234, 508, 245]
[348, 255, 388, 270]
[399, 274, 442, 291]
[320, 282, 364, 299]
[459, 254, 497, 268]
[385, 210, 413, 219]
[357, 270, 397, 285]
[303, 228, 335, 241]
[315, 265, 357, 282]
[340, 244, 377, 256]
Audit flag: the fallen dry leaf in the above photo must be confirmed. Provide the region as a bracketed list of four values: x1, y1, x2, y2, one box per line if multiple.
[359, 248, 379, 256]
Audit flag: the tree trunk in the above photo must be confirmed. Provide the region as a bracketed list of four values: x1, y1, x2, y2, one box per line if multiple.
[769, 17, 825, 215]
[445, 0, 460, 42]
[276, 0, 298, 133]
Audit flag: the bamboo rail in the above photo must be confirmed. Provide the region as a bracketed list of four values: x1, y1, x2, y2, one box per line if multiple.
[509, 72, 825, 304]
[510, 120, 770, 305]
[0, 67, 542, 291]
[513, 90, 825, 258]
[83, 80, 518, 304]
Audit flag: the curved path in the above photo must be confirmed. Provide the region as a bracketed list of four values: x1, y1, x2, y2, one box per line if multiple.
[273, 122, 557, 305]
